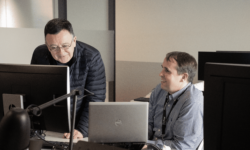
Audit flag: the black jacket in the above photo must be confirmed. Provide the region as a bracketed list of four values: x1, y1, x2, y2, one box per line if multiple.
[31, 41, 106, 137]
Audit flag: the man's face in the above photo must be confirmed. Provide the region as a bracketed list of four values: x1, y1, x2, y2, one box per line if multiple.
[159, 57, 186, 94]
[46, 29, 76, 63]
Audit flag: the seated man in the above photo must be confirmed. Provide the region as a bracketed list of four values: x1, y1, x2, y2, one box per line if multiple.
[145, 51, 203, 150]
[31, 18, 106, 139]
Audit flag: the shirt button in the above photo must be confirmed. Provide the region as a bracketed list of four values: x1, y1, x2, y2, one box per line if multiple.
[155, 137, 157, 140]
[168, 104, 170, 107]
[158, 129, 160, 131]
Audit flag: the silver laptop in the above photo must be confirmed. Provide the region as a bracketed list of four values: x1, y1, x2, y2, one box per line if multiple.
[88, 102, 148, 143]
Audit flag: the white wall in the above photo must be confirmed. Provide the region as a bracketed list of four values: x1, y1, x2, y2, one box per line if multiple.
[67, 0, 109, 30]
[117, 0, 250, 64]
[0, 0, 54, 28]
[0, 28, 44, 64]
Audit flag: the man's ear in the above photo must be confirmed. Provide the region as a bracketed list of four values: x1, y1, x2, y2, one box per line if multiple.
[73, 36, 77, 47]
[181, 73, 189, 82]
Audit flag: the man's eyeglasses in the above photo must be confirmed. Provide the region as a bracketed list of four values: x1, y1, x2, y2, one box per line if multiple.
[48, 39, 73, 53]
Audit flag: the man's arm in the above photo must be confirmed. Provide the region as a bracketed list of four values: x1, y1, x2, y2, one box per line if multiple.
[75, 52, 106, 137]
[148, 87, 158, 140]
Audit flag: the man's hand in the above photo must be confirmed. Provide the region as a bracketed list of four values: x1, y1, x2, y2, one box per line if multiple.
[64, 129, 83, 139]
[141, 145, 148, 150]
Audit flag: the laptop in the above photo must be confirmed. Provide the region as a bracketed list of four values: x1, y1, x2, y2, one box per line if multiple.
[88, 102, 148, 143]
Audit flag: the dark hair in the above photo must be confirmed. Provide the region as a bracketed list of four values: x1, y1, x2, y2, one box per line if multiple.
[44, 18, 74, 37]
[166, 51, 197, 82]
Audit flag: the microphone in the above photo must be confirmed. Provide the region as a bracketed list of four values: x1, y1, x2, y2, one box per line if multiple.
[0, 108, 30, 150]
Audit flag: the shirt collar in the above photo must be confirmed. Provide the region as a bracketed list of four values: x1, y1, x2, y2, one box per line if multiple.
[167, 82, 191, 101]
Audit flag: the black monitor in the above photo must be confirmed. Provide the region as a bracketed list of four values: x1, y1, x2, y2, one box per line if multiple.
[204, 62, 250, 150]
[216, 50, 250, 53]
[0, 63, 71, 133]
[198, 51, 250, 80]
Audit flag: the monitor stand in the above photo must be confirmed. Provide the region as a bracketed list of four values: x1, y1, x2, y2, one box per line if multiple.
[2, 94, 25, 115]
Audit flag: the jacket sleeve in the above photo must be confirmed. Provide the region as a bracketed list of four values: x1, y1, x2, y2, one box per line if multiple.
[75, 52, 106, 137]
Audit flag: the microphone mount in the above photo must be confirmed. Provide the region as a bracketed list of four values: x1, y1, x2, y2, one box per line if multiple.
[26, 89, 93, 150]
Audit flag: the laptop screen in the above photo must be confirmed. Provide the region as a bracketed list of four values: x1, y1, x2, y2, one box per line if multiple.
[88, 102, 148, 143]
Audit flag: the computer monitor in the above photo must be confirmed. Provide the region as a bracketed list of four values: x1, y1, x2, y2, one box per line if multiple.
[198, 51, 250, 80]
[0, 63, 71, 133]
[216, 50, 250, 53]
[204, 62, 250, 150]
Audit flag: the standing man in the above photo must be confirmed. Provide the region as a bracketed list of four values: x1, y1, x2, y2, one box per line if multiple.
[146, 52, 203, 150]
[31, 18, 106, 139]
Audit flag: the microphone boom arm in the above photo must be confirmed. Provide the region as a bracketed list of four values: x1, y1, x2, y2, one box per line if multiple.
[27, 90, 80, 116]
[26, 89, 93, 150]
